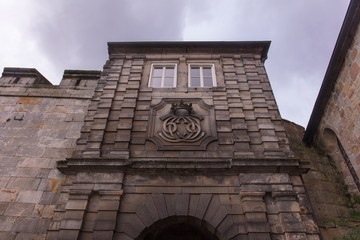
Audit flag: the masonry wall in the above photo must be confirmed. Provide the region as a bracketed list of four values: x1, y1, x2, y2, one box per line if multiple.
[51, 43, 320, 240]
[315, 22, 360, 194]
[0, 71, 98, 239]
[0, 44, 321, 240]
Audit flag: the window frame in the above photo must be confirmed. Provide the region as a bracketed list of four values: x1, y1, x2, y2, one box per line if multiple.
[148, 63, 177, 88]
[188, 63, 216, 87]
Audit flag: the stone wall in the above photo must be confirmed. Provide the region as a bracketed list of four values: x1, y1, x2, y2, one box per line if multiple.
[315, 21, 360, 194]
[285, 120, 360, 239]
[0, 69, 99, 239]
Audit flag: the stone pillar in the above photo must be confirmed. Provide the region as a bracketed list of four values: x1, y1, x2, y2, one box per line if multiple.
[92, 190, 123, 240]
[266, 191, 307, 240]
[58, 189, 92, 240]
[240, 191, 271, 240]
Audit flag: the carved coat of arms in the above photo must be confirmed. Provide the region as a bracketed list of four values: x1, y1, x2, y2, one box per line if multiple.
[147, 98, 217, 150]
[159, 100, 205, 143]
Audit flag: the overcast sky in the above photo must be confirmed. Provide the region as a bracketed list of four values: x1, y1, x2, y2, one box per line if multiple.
[0, 0, 350, 127]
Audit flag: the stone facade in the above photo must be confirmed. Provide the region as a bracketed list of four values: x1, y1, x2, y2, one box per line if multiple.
[0, 42, 320, 239]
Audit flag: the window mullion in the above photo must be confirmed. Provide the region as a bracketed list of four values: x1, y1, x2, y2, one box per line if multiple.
[200, 66, 204, 87]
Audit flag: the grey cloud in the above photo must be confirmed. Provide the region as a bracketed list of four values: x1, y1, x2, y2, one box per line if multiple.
[0, 0, 351, 127]
[30, 0, 188, 83]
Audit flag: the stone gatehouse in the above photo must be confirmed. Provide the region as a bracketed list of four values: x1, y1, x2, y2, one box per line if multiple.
[0, 42, 319, 239]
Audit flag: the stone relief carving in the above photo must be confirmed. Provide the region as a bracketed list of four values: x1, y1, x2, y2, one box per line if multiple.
[159, 100, 205, 143]
[147, 98, 217, 150]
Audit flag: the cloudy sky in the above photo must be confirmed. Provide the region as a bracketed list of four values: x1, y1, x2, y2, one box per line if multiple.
[0, 0, 350, 127]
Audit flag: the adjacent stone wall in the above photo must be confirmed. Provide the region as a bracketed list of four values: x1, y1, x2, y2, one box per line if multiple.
[315, 21, 360, 193]
[0, 70, 98, 239]
[285, 120, 360, 239]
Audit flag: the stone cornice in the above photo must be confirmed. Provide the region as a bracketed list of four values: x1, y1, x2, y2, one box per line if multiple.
[107, 41, 271, 63]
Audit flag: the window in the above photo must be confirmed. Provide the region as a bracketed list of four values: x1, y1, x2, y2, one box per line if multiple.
[188, 64, 216, 87]
[149, 64, 177, 88]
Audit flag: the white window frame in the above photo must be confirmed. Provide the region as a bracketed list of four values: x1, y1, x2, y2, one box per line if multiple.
[188, 63, 216, 87]
[148, 63, 177, 88]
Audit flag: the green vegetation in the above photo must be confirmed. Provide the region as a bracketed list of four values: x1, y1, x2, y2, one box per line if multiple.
[351, 211, 360, 220]
[332, 226, 360, 240]
[353, 194, 360, 205]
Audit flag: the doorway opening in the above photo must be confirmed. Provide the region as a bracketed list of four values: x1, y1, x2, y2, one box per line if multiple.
[137, 216, 219, 240]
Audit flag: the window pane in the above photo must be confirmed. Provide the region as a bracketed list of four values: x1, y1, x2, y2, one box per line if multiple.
[191, 77, 201, 87]
[203, 77, 213, 87]
[191, 67, 200, 77]
[151, 77, 162, 87]
[164, 77, 174, 87]
[165, 67, 174, 77]
[153, 68, 163, 77]
[203, 67, 212, 77]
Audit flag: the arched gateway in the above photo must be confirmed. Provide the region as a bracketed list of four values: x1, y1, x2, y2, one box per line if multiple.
[137, 216, 219, 240]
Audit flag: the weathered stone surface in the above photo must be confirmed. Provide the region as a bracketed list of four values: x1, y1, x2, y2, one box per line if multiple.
[0, 43, 320, 239]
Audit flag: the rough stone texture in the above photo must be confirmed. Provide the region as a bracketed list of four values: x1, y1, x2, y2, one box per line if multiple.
[1, 43, 320, 239]
[0, 69, 98, 239]
[314, 21, 360, 194]
[285, 119, 360, 240]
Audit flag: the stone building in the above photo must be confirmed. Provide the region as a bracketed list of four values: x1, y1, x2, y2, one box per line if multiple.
[0, 42, 320, 239]
[304, 0, 360, 195]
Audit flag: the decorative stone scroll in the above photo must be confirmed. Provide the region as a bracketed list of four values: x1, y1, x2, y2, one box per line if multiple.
[147, 98, 217, 150]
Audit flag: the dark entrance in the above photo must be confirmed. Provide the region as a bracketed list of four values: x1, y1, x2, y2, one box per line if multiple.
[137, 216, 219, 240]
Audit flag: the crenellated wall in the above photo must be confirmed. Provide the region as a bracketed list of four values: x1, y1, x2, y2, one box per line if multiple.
[0, 69, 99, 239]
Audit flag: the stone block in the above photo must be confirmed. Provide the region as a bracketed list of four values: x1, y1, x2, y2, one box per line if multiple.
[92, 231, 114, 240]
[0, 232, 16, 240]
[75, 172, 124, 184]
[15, 190, 43, 204]
[58, 230, 79, 240]
[239, 173, 290, 184]
[98, 200, 120, 211]
[248, 233, 271, 240]
[277, 201, 300, 213]
[12, 218, 51, 233]
[284, 233, 307, 240]
[65, 200, 88, 210]
[4, 202, 34, 217]
[0, 216, 16, 231]
[60, 219, 82, 230]
[15, 233, 46, 240]
[195, 194, 212, 219]
[0, 184, 18, 200]
[152, 194, 168, 219]
[135, 204, 154, 227]
[247, 222, 270, 233]
[245, 212, 267, 222]
[243, 202, 266, 213]
[209, 205, 227, 227]
[116, 213, 145, 238]
[94, 212, 117, 230]
[174, 193, 189, 216]
[6, 177, 41, 190]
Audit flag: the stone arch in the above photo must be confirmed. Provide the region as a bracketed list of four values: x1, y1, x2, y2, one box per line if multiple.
[136, 216, 219, 240]
[319, 127, 339, 154]
[318, 127, 360, 193]
[115, 193, 245, 240]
